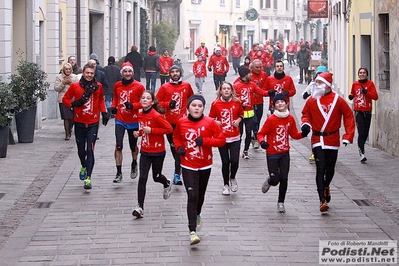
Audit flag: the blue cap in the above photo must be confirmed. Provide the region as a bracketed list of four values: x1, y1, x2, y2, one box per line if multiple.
[316, 65, 328, 74]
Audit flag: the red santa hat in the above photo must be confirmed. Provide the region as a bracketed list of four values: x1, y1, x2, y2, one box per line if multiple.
[234, 39, 239, 43]
[315, 72, 333, 87]
[120, 61, 134, 74]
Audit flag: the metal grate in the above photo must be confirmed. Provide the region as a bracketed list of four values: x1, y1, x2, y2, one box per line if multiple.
[34, 202, 53, 209]
[352, 199, 373, 206]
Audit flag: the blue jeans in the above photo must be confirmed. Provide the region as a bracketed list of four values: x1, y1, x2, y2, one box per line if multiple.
[145, 72, 157, 92]
[105, 94, 112, 109]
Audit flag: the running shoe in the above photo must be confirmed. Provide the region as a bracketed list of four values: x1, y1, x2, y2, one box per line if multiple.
[309, 153, 315, 163]
[261, 179, 271, 193]
[132, 206, 144, 218]
[230, 178, 238, 192]
[360, 154, 367, 163]
[222, 185, 230, 195]
[79, 166, 87, 180]
[163, 179, 172, 200]
[277, 202, 286, 213]
[83, 177, 92, 189]
[130, 162, 138, 179]
[189, 231, 200, 245]
[173, 171, 183, 185]
[242, 150, 249, 159]
[113, 173, 123, 183]
[319, 200, 329, 212]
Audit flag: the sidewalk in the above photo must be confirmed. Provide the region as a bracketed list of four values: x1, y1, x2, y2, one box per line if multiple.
[0, 63, 398, 265]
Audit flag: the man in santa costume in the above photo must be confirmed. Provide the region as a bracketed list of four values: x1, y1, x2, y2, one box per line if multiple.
[301, 72, 355, 212]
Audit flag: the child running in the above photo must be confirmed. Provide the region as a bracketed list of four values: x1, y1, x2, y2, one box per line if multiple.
[173, 94, 226, 245]
[132, 91, 174, 218]
[209, 82, 244, 195]
[257, 94, 308, 213]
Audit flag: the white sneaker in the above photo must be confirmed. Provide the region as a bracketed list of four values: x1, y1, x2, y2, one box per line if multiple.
[222, 185, 230, 195]
[277, 202, 286, 213]
[189, 231, 200, 245]
[132, 206, 143, 218]
[261, 179, 271, 193]
[163, 179, 172, 200]
[253, 141, 260, 149]
[230, 178, 238, 192]
[360, 154, 367, 163]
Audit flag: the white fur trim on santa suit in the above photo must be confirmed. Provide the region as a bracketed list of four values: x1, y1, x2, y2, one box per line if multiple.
[315, 76, 331, 87]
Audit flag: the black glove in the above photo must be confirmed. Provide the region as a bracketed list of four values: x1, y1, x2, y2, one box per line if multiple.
[208, 68, 212, 72]
[101, 112, 110, 126]
[303, 92, 310, 100]
[124, 102, 133, 110]
[301, 124, 311, 137]
[110, 107, 117, 115]
[282, 90, 289, 96]
[224, 72, 227, 78]
[268, 90, 276, 97]
[177, 146, 185, 156]
[348, 94, 354, 100]
[343, 142, 348, 146]
[195, 137, 203, 146]
[169, 100, 177, 109]
[260, 141, 269, 149]
[71, 99, 86, 107]
[361, 88, 367, 94]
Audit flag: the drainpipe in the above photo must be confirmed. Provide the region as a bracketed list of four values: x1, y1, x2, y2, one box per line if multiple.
[76, 0, 81, 66]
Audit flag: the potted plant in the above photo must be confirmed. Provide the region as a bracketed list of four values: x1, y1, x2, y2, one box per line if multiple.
[9, 52, 49, 143]
[0, 79, 16, 157]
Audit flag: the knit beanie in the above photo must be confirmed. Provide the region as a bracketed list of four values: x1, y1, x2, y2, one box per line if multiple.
[169, 65, 182, 75]
[273, 93, 287, 105]
[187, 94, 206, 108]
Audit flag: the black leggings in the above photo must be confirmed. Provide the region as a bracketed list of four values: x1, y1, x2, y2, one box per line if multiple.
[166, 124, 181, 174]
[266, 152, 290, 203]
[182, 167, 211, 232]
[355, 111, 372, 154]
[74, 123, 98, 177]
[218, 140, 240, 185]
[137, 153, 168, 209]
[239, 117, 253, 151]
[312, 147, 338, 201]
[213, 73, 225, 90]
[252, 104, 264, 137]
[115, 124, 138, 151]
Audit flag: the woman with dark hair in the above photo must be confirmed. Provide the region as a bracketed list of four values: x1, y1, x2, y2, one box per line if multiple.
[132, 91, 173, 218]
[348, 67, 379, 163]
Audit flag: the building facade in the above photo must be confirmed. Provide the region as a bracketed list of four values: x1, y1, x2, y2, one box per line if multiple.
[0, 0, 142, 125]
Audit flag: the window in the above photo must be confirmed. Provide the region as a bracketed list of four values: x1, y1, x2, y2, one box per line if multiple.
[260, 0, 271, 9]
[220, 0, 225, 6]
[286, 0, 289, 11]
[249, 0, 253, 8]
[273, 0, 277, 10]
[58, 9, 63, 58]
[378, 14, 390, 90]
[236, 0, 240, 7]
[191, 0, 202, 4]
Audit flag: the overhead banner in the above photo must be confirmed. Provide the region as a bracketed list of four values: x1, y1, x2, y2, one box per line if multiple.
[308, 0, 328, 18]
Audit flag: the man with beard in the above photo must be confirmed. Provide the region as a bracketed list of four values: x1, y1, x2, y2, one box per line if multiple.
[156, 65, 194, 185]
[265, 60, 296, 114]
[110, 62, 145, 183]
[62, 64, 109, 189]
[301, 72, 355, 213]
[207, 47, 229, 90]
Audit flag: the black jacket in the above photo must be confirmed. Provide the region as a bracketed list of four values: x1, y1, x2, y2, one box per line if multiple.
[296, 49, 310, 68]
[104, 64, 122, 95]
